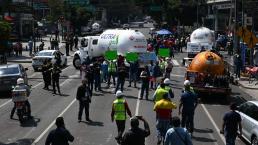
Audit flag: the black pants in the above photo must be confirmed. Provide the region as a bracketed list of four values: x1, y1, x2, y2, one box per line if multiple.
[78, 101, 90, 120]
[52, 78, 60, 94]
[108, 72, 116, 86]
[88, 80, 93, 96]
[115, 120, 126, 139]
[181, 111, 194, 133]
[140, 82, 149, 99]
[11, 100, 31, 118]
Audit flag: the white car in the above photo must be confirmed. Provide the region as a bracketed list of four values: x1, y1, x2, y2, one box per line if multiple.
[237, 101, 258, 144]
[32, 50, 67, 71]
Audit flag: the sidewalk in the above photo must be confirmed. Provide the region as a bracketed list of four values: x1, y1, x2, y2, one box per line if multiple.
[7, 35, 66, 63]
[221, 51, 258, 99]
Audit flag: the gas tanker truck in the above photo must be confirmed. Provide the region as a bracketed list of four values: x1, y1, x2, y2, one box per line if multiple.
[185, 51, 231, 100]
[73, 29, 148, 69]
[187, 27, 215, 58]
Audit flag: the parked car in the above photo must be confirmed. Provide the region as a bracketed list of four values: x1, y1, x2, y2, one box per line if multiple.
[0, 64, 28, 92]
[122, 24, 130, 29]
[237, 101, 258, 144]
[32, 50, 67, 71]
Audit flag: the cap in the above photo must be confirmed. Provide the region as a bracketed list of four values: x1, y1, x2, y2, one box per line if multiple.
[163, 78, 172, 85]
[165, 57, 170, 60]
[115, 90, 123, 98]
[184, 80, 191, 86]
[17, 78, 24, 85]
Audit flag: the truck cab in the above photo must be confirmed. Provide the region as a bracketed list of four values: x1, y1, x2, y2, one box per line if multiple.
[73, 36, 99, 69]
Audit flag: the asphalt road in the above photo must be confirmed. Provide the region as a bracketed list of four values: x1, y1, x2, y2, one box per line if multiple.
[0, 26, 252, 145]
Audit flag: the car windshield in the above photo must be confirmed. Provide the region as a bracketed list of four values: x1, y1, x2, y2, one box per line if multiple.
[37, 52, 52, 56]
[0, 67, 19, 75]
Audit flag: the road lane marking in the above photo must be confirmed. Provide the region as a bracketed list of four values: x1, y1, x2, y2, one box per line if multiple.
[0, 100, 12, 108]
[201, 104, 226, 145]
[172, 59, 180, 66]
[135, 90, 141, 116]
[32, 98, 76, 145]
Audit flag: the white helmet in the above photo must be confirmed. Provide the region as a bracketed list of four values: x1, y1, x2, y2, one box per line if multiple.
[17, 78, 24, 85]
[163, 78, 172, 85]
[116, 90, 123, 98]
[184, 80, 191, 86]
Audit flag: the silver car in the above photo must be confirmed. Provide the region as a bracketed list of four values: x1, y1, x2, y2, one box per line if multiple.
[237, 101, 258, 144]
[0, 64, 28, 92]
[32, 50, 67, 71]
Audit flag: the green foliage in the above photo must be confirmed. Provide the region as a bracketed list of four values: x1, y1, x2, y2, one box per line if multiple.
[0, 21, 11, 38]
[48, 0, 64, 22]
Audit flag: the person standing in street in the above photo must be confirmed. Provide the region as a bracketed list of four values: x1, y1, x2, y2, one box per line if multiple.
[154, 93, 177, 145]
[86, 64, 94, 96]
[107, 60, 117, 88]
[111, 90, 132, 144]
[128, 60, 138, 88]
[45, 117, 74, 145]
[140, 66, 150, 100]
[164, 116, 193, 145]
[93, 61, 102, 91]
[76, 79, 92, 122]
[178, 80, 198, 136]
[220, 103, 242, 145]
[52, 64, 62, 94]
[28, 39, 33, 56]
[101, 60, 108, 83]
[65, 39, 70, 56]
[115, 62, 127, 93]
[164, 57, 173, 79]
[121, 116, 150, 145]
[153, 61, 163, 89]
[42, 60, 52, 90]
[74, 35, 79, 49]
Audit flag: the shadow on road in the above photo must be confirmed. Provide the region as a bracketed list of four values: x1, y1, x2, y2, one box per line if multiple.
[0, 138, 34, 145]
[194, 128, 214, 133]
[192, 135, 217, 142]
[82, 120, 104, 126]
[21, 117, 41, 127]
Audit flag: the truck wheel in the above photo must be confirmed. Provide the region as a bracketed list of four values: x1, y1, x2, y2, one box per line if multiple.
[73, 56, 81, 69]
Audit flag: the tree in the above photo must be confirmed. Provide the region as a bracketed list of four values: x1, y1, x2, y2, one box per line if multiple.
[47, 0, 64, 22]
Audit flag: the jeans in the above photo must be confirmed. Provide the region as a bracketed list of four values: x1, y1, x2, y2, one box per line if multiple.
[52, 77, 60, 94]
[140, 82, 149, 99]
[115, 120, 126, 139]
[94, 75, 101, 91]
[156, 119, 171, 141]
[108, 72, 116, 86]
[88, 80, 93, 96]
[129, 72, 137, 86]
[102, 71, 108, 83]
[225, 132, 237, 145]
[78, 101, 90, 120]
[116, 77, 125, 92]
[181, 111, 194, 133]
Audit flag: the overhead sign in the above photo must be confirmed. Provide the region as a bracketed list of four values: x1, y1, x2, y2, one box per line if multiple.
[126, 52, 138, 62]
[158, 48, 170, 57]
[237, 27, 258, 48]
[105, 50, 117, 60]
[213, 3, 234, 9]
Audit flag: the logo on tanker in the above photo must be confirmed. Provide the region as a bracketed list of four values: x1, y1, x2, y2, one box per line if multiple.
[129, 36, 135, 41]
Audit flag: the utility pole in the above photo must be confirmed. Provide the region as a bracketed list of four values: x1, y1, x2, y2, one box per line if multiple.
[234, 0, 239, 54]
[32, 0, 36, 53]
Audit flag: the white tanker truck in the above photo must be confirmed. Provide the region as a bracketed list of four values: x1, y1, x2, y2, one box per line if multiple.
[73, 29, 148, 69]
[187, 27, 215, 58]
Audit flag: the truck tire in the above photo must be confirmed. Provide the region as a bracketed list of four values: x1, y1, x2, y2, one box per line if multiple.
[73, 56, 81, 69]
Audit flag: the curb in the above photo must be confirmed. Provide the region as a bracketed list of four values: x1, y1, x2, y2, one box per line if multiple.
[236, 80, 258, 90]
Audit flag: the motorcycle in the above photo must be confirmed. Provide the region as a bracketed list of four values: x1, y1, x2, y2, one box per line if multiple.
[12, 89, 30, 124]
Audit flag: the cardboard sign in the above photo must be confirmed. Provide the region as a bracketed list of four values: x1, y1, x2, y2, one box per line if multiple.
[158, 48, 170, 57]
[126, 52, 138, 62]
[105, 50, 117, 60]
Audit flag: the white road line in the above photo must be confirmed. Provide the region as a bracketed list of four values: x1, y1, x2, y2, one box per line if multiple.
[0, 100, 12, 108]
[201, 104, 226, 145]
[32, 98, 76, 145]
[135, 90, 141, 116]
[172, 59, 180, 66]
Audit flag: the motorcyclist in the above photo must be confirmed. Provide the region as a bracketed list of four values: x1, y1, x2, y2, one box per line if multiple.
[10, 78, 32, 119]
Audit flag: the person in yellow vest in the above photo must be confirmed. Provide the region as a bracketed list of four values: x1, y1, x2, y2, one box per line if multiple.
[153, 79, 174, 102]
[107, 60, 117, 88]
[111, 90, 132, 144]
[159, 58, 166, 74]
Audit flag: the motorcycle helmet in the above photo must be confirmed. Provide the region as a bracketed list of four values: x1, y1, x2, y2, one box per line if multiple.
[17, 78, 24, 85]
[115, 90, 123, 98]
[184, 80, 191, 86]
